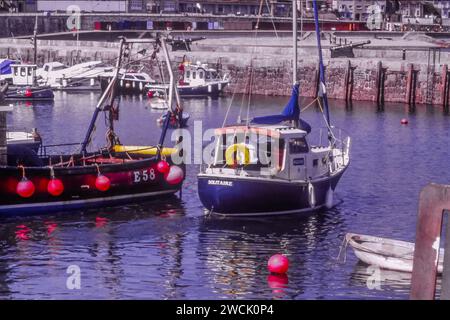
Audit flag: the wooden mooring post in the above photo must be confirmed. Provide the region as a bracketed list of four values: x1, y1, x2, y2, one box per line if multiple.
[441, 65, 450, 109]
[344, 60, 353, 102]
[376, 61, 385, 106]
[410, 183, 450, 300]
[406, 64, 415, 105]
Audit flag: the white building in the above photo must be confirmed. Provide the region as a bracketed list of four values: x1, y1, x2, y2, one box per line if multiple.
[332, 0, 386, 21]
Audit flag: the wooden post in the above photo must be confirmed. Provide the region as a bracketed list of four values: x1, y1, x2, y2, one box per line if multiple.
[410, 183, 450, 300]
[411, 69, 418, 105]
[441, 65, 448, 108]
[406, 64, 414, 105]
[344, 60, 350, 101]
[376, 61, 383, 105]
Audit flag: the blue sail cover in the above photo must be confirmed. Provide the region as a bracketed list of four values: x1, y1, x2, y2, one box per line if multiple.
[0, 60, 14, 76]
[251, 84, 311, 133]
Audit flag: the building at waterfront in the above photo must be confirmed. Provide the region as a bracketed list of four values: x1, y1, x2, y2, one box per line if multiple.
[332, 1, 386, 21]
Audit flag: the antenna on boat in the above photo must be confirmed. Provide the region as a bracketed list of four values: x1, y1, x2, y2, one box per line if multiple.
[312, 0, 332, 140]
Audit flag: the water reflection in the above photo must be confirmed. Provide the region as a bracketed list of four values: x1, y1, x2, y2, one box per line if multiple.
[197, 209, 345, 299]
[1, 92, 450, 299]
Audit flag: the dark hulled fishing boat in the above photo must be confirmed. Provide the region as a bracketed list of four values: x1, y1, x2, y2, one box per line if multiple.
[3, 64, 54, 101]
[197, 0, 351, 216]
[0, 37, 186, 215]
[146, 59, 230, 98]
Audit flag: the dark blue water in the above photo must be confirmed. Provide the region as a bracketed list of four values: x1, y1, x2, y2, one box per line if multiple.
[1, 92, 449, 299]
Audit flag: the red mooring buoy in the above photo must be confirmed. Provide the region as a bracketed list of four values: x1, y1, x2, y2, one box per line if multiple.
[156, 160, 170, 174]
[95, 175, 111, 192]
[16, 178, 35, 198]
[47, 178, 64, 196]
[268, 254, 289, 274]
[401, 118, 409, 125]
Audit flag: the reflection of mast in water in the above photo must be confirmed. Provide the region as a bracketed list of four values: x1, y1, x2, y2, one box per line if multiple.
[157, 232, 186, 300]
[88, 216, 124, 298]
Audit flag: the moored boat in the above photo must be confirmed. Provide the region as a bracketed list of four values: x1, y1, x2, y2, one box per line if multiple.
[197, 1, 350, 216]
[3, 64, 54, 101]
[146, 59, 230, 98]
[344, 233, 444, 274]
[0, 37, 186, 215]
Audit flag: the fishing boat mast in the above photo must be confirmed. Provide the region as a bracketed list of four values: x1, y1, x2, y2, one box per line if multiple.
[81, 37, 180, 156]
[81, 37, 125, 153]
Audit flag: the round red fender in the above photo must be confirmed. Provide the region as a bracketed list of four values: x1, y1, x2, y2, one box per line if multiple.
[24, 88, 33, 98]
[47, 178, 64, 196]
[16, 178, 35, 198]
[147, 91, 154, 98]
[268, 254, 289, 274]
[156, 160, 170, 174]
[95, 175, 111, 192]
[164, 165, 184, 185]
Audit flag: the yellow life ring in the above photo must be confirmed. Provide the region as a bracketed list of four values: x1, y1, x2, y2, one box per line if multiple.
[225, 143, 251, 166]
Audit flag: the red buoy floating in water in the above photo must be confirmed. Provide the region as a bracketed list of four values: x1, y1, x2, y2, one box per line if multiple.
[268, 254, 289, 274]
[164, 165, 184, 185]
[16, 178, 35, 198]
[47, 178, 64, 196]
[95, 174, 111, 192]
[156, 160, 170, 174]
[401, 118, 409, 125]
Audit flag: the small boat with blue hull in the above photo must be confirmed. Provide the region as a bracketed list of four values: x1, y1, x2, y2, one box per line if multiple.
[4, 86, 54, 101]
[197, 0, 350, 216]
[197, 117, 350, 216]
[2, 64, 54, 101]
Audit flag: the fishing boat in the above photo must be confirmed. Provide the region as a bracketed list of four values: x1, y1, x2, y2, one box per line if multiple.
[146, 59, 230, 98]
[0, 37, 186, 215]
[197, 1, 350, 216]
[3, 64, 54, 101]
[344, 233, 444, 274]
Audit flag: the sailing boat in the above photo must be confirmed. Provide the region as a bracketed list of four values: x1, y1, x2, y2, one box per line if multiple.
[197, 0, 350, 216]
[0, 37, 186, 215]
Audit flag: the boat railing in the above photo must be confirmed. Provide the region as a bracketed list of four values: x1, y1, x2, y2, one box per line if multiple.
[312, 127, 351, 168]
[39, 142, 82, 157]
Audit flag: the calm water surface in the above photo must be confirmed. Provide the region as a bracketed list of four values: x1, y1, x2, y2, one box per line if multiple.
[1, 92, 449, 299]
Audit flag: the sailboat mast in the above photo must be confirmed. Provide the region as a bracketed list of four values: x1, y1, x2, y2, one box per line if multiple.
[293, 0, 297, 85]
[312, 0, 331, 132]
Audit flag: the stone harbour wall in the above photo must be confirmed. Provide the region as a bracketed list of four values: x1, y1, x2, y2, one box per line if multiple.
[2, 38, 450, 106]
[221, 59, 450, 106]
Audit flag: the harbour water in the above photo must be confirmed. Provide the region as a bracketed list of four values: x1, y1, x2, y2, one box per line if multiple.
[1, 92, 449, 299]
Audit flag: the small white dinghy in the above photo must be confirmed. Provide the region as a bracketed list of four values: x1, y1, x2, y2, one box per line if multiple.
[344, 233, 444, 274]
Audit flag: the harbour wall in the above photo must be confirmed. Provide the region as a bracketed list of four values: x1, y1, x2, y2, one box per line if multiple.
[1, 38, 449, 106]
